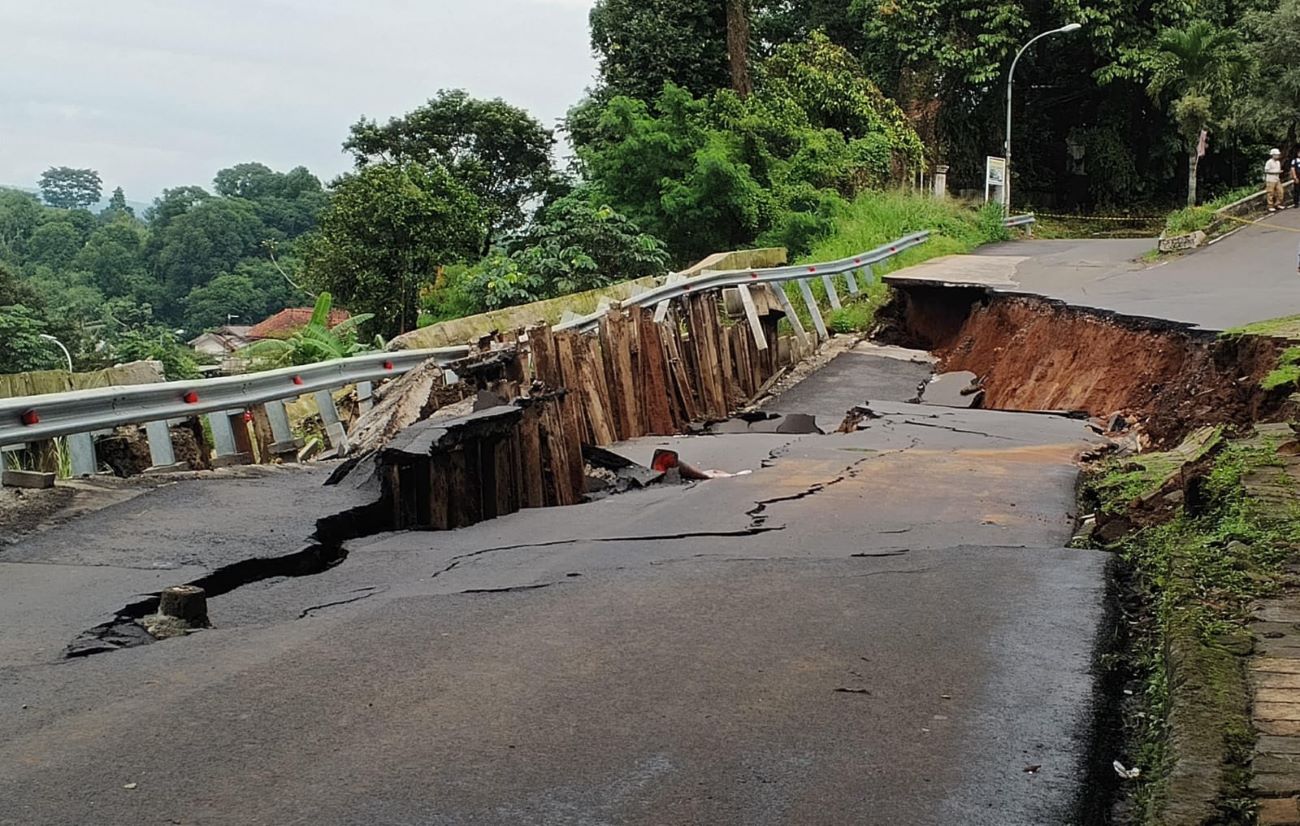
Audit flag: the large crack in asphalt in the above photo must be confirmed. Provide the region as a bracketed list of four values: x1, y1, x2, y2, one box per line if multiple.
[62, 430, 920, 659]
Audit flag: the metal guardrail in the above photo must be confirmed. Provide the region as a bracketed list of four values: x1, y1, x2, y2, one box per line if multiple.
[555, 230, 933, 333]
[1004, 213, 1036, 228]
[0, 224, 992, 474]
[0, 347, 469, 448]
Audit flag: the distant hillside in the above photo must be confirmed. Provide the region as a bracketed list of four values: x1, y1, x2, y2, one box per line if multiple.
[0, 184, 152, 216]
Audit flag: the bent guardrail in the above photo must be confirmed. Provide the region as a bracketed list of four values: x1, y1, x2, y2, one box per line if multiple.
[0, 227, 950, 480]
[0, 346, 469, 475]
[555, 230, 933, 336]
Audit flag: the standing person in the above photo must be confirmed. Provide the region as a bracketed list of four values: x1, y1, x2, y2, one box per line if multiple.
[1290, 147, 1300, 209]
[1267, 148, 1285, 212]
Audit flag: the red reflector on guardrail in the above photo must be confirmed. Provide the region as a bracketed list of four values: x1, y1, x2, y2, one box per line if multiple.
[182, 391, 199, 404]
[382, 360, 394, 370]
[20, 409, 39, 425]
[807, 266, 816, 273]
[292, 375, 304, 385]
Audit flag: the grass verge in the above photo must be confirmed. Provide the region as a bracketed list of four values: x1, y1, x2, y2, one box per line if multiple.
[781, 191, 1011, 334]
[1083, 428, 1300, 823]
[1163, 185, 1261, 237]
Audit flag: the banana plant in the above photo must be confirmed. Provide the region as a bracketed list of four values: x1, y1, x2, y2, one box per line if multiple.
[243, 292, 380, 370]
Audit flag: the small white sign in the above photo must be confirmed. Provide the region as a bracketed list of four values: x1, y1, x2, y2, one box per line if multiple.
[985, 156, 1007, 204]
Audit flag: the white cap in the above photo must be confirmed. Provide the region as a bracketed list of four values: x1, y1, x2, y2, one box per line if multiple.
[1272, 148, 1282, 156]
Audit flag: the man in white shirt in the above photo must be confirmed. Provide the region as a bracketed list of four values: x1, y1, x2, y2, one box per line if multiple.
[1266, 148, 1284, 212]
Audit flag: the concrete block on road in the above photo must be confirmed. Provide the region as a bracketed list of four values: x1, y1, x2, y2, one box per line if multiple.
[1, 469, 56, 489]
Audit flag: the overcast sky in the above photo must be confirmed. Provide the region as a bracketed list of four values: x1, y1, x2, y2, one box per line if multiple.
[0, 0, 598, 202]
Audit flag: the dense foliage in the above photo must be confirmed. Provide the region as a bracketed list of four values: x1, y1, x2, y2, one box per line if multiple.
[0, 163, 321, 374]
[8, 0, 1293, 373]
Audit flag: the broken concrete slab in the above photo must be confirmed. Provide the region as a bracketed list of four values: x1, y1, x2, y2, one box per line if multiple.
[704, 412, 823, 435]
[920, 371, 984, 409]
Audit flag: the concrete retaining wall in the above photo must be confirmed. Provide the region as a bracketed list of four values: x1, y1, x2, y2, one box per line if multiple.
[0, 361, 164, 399]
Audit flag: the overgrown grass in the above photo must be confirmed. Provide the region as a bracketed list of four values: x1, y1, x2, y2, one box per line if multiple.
[1263, 346, 1300, 391]
[779, 191, 1011, 335]
[1224, 315, 1300, 341]
[1086, 431, 1300, 822]
[1163, 185, 1261, 237]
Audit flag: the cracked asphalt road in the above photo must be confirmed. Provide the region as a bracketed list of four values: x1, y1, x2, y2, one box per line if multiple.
[0, 351, 1110, 825]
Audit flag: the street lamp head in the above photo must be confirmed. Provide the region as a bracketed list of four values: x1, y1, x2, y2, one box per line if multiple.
[1058, 22, 1082, 32]
[38, 334, 56, 342]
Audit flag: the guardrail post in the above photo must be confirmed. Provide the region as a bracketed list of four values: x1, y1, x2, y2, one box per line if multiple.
[773, 286, 809, 347]
[820, 274, 843, 310]
[860, 263, 875, 288]
[314, 390, 349, 453]
[207, 410, 251, 468]
[357, 381, 374, 413]
[796, 279, 829, 340]
[843, 269, 859, 296]
[265, 400, 303, 462]
[67, 432, 97, 477]
[144, 420, 185, 472]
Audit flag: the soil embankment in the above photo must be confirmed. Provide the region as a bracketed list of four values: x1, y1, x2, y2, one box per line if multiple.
[877, 285, 1289, 445]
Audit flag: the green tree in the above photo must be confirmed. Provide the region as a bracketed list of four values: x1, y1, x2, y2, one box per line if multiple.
[38, 167, 103, 210]
[183, 260, 304, 331]
[590, 0, 729, 102]
[344, 91, 554, 248]
[244, 291, 376, 369]
[0, 305, 57, 374]
[152, 198, 266, 313]
[75, 221, 148, 298]
[0, 189, 45, 260]
[112, 326, 202, 379]
[303, 163, 485, 338]
[513, 192, 671, 296]
[1147, 20, 1249, 205]
[1239, 0, 1300, 147]
[144, 186, 211, 230]
[0, 262, 40, 307]
[27, 221, 83, 270]
[102, 186, 135, 220]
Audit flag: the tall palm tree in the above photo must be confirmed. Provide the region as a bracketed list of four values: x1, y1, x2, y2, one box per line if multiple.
[1147, 20, 1250, 206]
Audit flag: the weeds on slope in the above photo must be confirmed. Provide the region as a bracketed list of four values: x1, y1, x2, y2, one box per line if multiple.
[781, 192, 1010, 334]
[1083, 432, 1300, 823]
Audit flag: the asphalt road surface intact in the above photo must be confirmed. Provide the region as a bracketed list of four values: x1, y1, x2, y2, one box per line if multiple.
[0, 353, 1108, 825]
[979, 209, 1300, 330]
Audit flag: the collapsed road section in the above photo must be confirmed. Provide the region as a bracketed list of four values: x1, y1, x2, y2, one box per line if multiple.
[877, 283, 1292, 445]
[3, 287, 1128, 824]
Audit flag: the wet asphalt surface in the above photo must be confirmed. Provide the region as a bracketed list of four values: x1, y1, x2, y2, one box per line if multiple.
[981, 210, 1300, 330]
[0, 351, 1110, 825]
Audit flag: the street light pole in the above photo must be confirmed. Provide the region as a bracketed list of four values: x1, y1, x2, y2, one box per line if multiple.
[1004, 22, 1083, 211]
[38, 334, 73, 372]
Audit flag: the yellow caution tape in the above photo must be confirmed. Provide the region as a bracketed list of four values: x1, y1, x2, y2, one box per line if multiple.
[1031, 212, 1160, 222]
[1221, 213, 1300, 233]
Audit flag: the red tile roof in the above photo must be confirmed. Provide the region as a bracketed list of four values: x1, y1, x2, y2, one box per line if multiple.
[247, 307, 351, 340]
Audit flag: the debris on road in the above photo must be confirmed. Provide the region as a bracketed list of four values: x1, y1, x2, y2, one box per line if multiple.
[706, 411, 822, 435]
[837, 404, 882, 432]
[650, 449, 751, 481]
[139, 585, 211, 640]
[919, 371, 983, 409]
[1113, 760, 1141, 780]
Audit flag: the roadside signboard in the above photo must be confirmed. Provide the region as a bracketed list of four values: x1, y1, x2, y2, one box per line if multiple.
[985, 156, 1006, 203]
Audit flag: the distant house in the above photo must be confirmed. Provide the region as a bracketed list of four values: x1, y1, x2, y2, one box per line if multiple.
[187, 325, 252, 357]
[246, 307, 351, 340]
